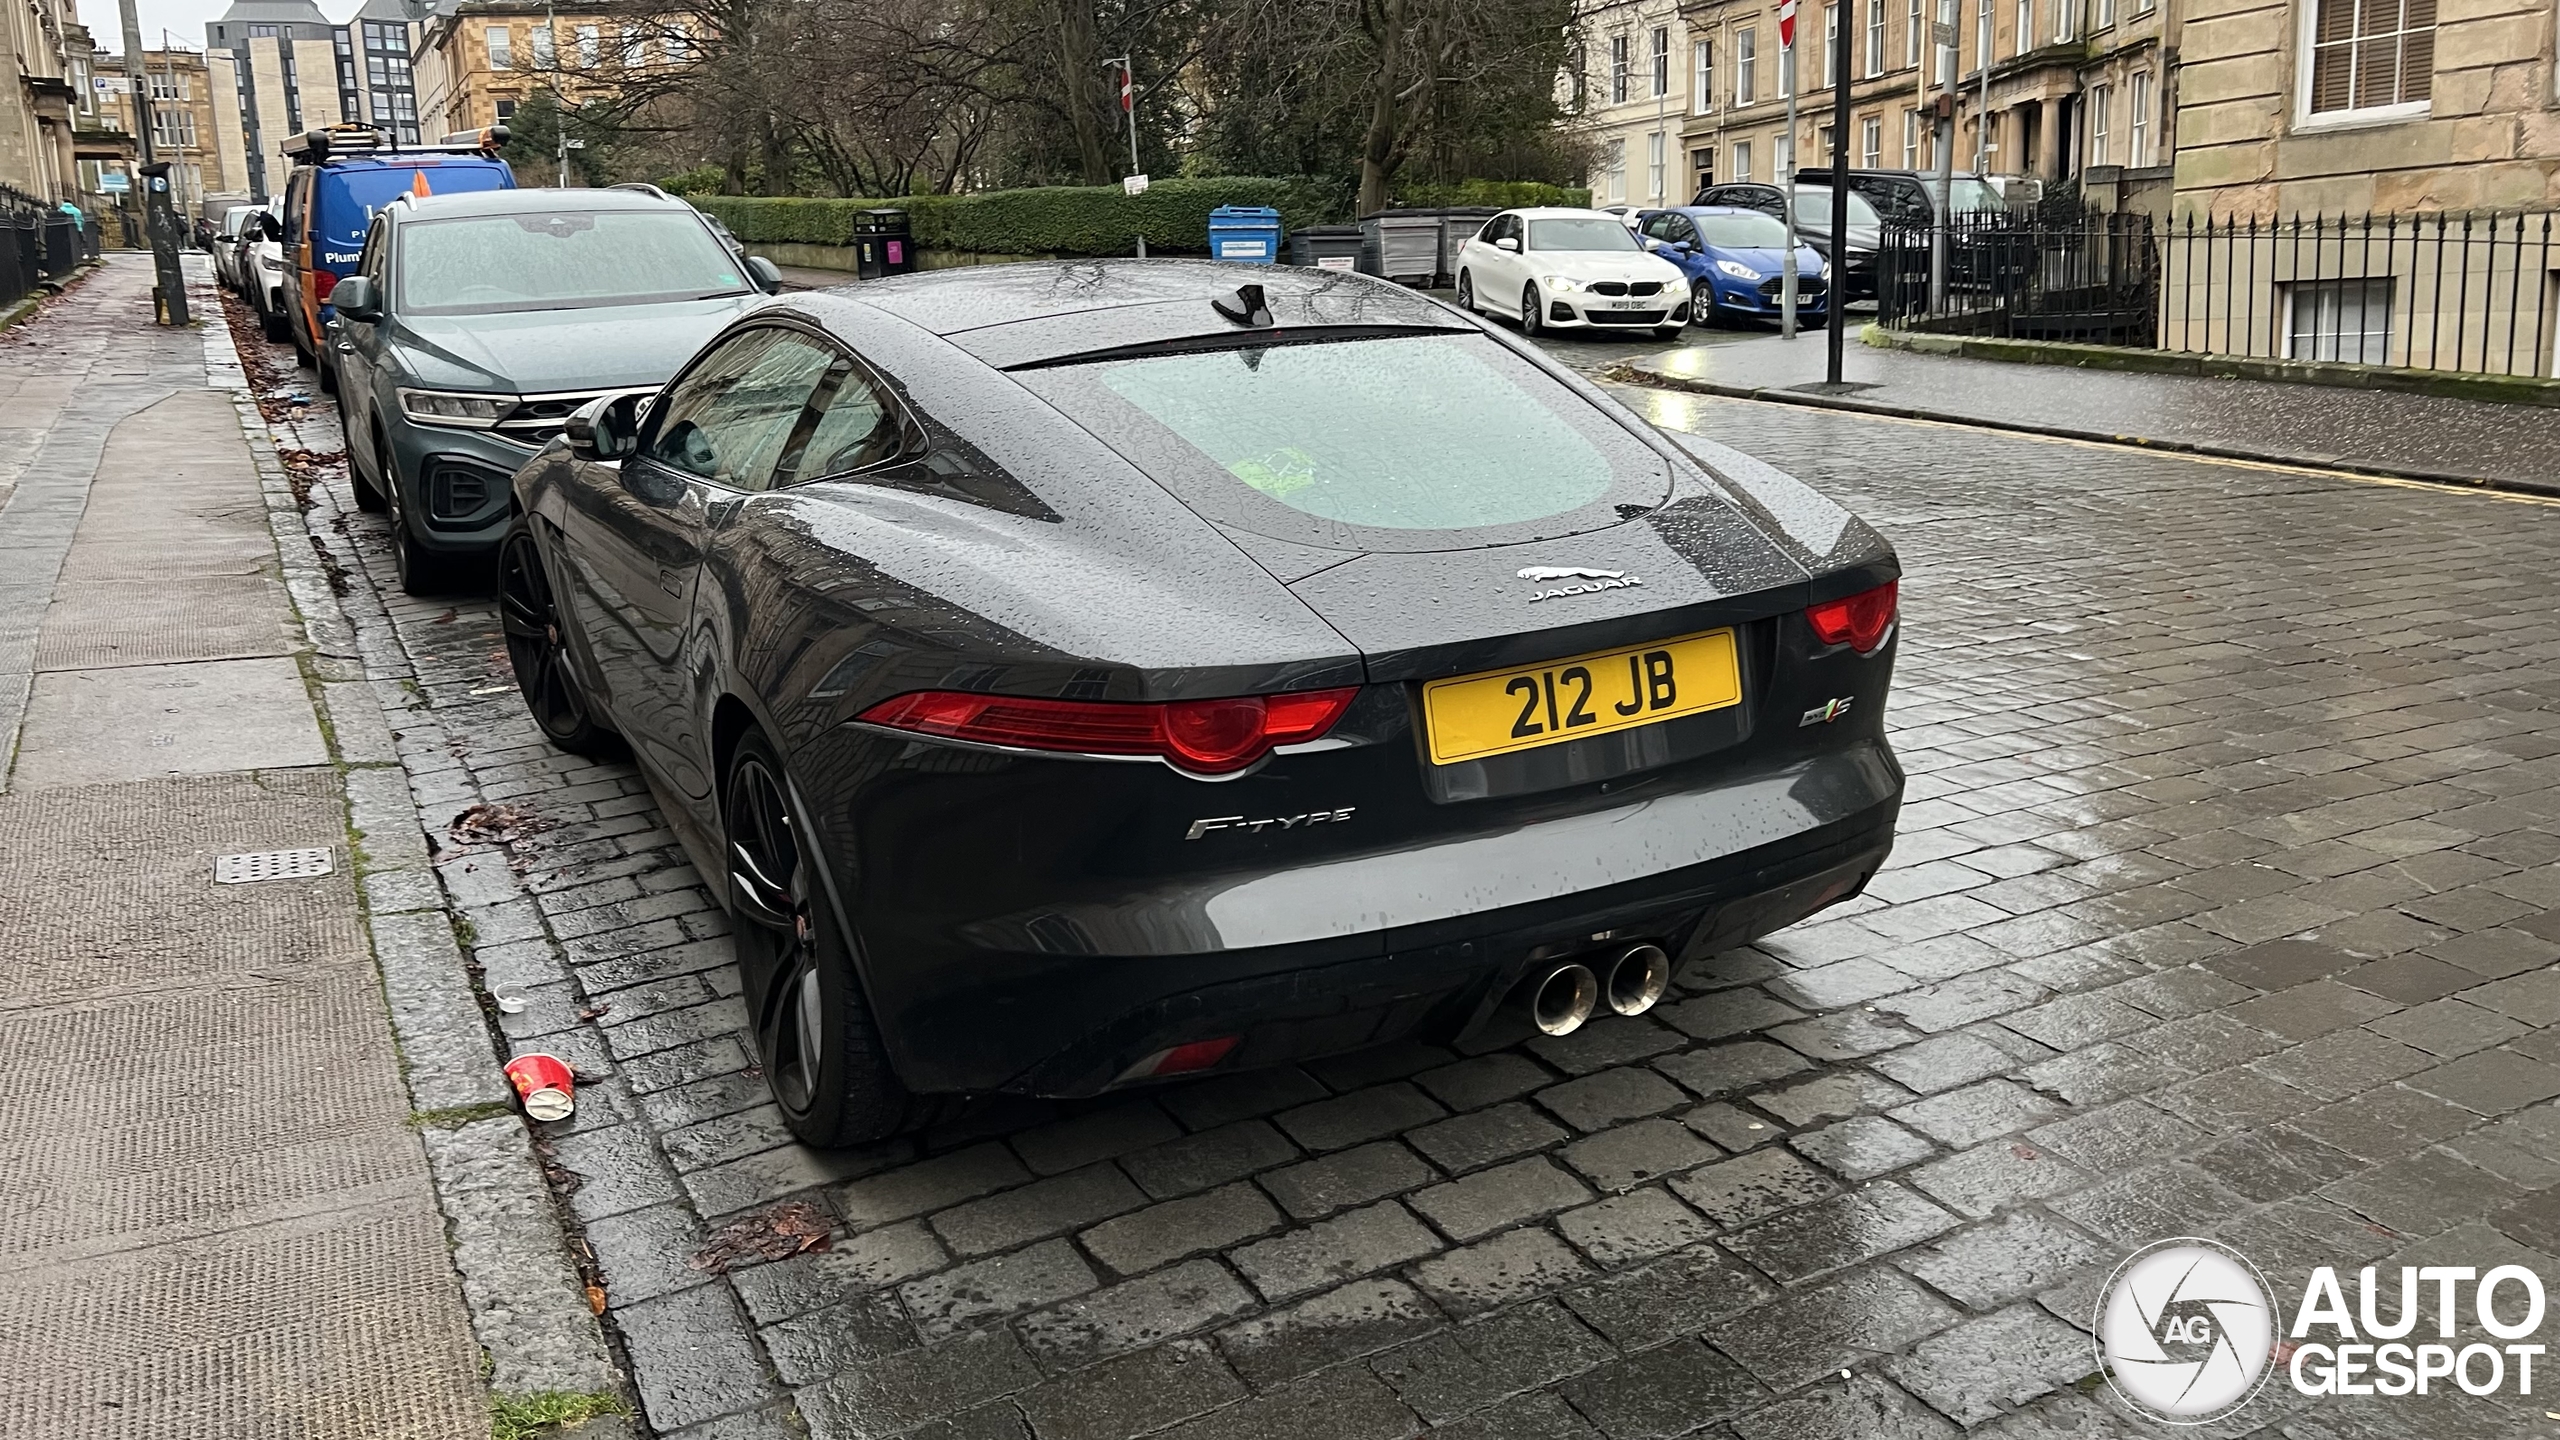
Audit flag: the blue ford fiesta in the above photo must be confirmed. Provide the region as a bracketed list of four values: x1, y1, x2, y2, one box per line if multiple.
[1634, 206, 1831, 327]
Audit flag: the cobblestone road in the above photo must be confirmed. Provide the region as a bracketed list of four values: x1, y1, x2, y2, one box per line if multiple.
[293, 323, 2560, 1439]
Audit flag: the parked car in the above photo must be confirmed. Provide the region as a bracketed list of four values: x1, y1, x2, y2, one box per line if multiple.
[324, 185, 779, 594]
[279, 123, 516, 387]
[1816, 168, 2016, 231]
[498, 260, 1903, 1145]
[1690, 181, 1885, 299]
[1596, 204, 1643, 229]
[242, 207, 291, 341]
[1453, 208, 1692, 338]
[212, 204, 260, 292]
[1635, 206, 1830, 327]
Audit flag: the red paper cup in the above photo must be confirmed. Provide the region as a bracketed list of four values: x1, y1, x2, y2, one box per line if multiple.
[505, 1053, 576, 1121]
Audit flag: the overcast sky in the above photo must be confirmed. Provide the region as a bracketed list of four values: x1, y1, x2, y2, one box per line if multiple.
[77, 0, 368, 58]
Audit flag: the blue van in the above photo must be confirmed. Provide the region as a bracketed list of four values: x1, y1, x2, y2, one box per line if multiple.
[279, 125, 515, 385]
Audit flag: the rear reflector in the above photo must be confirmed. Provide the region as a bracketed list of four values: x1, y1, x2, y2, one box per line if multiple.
[1116, 1035, 1241, 1084]
[1806, 581, 1897, 654]
[857, 687, 1358, 774]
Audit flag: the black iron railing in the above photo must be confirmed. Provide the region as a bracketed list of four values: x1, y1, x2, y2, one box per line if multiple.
[0, 187, 44, 310]
[1881, 206, 2560, 379]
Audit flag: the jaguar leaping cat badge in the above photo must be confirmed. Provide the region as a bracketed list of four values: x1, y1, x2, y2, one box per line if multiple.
[1518, 565, 1642, 601]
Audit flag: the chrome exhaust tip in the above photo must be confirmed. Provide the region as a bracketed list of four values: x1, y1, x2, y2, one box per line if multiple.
[1603, 943, 1672, 1017]
[1531, 962, 1600, 1036]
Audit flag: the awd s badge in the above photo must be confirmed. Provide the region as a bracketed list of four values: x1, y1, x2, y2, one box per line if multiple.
[1799, 696, 1855, 727]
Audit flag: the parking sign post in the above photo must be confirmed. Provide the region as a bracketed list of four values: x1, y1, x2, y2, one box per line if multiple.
[1777, 0, 1799, 340]
[1825, 0, 1853, 384]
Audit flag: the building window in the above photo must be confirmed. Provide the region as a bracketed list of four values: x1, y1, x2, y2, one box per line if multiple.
[495, 97, 517, 121]
[2129, 70, 2153, 163]
[1938, 0, 1959, 82]
[1775, 130, 1795, 178]
[576, 25, 601, 67]
[1736, 28, 1757, 103]
[664, 23, 690, 62]
[1823, 3, 1840, 87]
[1906, 0, 1924, 67]
[1692, 145, 1715, 187]
[2098, 0, 2115, 26]
[2086, 83, 2109, 163]
[2287, 278, 2392, 362]
[2015, 0, 2034, 52]
[1866, 3, 1885, 75]
[2054, 0, 2076, 41]
[1733, 139, 1753, 181]
[486, 25, 513, 70]
[1650, 27, 1669, 96]
[1694, 40, 1714, 112]
[1862, 115, 1882, 166]
[152, 108, 198, 149]
[1646, 131, 1666, 197]
[1611, 34, 1630, 103]
[2305, 0, 2434, 117]
[1902, 108, 1920, 165]
[623, 27, 648, 67]
[530, 26, 555, 68]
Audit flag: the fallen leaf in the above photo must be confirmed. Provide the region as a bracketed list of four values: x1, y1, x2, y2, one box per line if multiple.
[689, 1201, 837, 1274]
[585, 1285, 607, 1314]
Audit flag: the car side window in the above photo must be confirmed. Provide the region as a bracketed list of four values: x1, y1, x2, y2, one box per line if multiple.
[1666, 216, 1696, 245]
[642, 328, 840, 494]
[1491, 215, 1520, 245]
[359, 217, 389, 292]
[779, 355, 904, 485]
[1639, 213, 1671, 241]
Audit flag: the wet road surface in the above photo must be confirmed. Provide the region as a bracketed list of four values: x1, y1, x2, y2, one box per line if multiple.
[286, 305, 2560, 1437]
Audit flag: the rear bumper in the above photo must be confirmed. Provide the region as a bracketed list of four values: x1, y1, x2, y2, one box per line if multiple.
[845, 741, 1901, 1096]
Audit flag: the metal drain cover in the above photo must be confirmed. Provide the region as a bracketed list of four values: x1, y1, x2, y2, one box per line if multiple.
[214, 848, 336, 884]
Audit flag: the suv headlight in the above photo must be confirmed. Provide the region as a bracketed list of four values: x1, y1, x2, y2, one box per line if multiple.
[397, 387, 519, 429]
[1542, 276, 1583, 294]
[1716, 259, 1762, 281]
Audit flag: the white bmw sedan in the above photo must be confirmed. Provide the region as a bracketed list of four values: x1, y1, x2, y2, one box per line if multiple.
[1455, 208, 1692, 339]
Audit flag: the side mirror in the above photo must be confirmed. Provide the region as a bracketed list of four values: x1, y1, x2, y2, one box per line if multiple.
[1494, 236, 1520, 252]
[331, 275, 382, 322]
[745, 255, 782, 294]
[565, 390, 651, 461]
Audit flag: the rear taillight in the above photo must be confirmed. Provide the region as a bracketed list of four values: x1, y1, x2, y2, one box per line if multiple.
[313, 269, 338, 302]
[1806, 580, 1897, 654]
[857, 686, 1359, 775]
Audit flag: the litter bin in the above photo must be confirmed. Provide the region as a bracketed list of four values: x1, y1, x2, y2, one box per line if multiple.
[1207, 205, 1283, 264]
[1358, 211, 1439, 285]
[1289, 224, 1362, 271]
[853, 209, 916, 279]
[1432, 207, 1501, 287]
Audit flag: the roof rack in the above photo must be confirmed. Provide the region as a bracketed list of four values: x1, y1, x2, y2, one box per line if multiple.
[284, 123, 511, 166]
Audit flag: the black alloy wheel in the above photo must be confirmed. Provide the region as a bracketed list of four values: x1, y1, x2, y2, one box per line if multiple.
[383, 428, 455, 596]
[723, 729, 930, 1147]
[350, 422, 388, 512]
[1456, 271, 1478, 315]
[497, 523, 617, 757]
[1520, 283, 1545, 337]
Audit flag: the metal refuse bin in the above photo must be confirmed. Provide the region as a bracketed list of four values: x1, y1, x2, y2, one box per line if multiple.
[1358, 211, 1440, 285]
[1432, 208, 1501, 287]
[1289, 224, 1362, 271]
[852, 209, 916, 279]
[1206, 205, 1283, 264]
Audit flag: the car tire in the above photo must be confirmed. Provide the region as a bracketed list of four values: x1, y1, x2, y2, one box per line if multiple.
[497, 520, 621, 757]
[1690, 279, 1720, 328]
[349, 425, 390, 513]
[1456, 271, 1479, 315]
[291, 314, 315, 370]
[318, 351, 340, 397]
[384, 436, 459, 596]
[259, 305, 286, 342]
[724, 727, 947, 1147]
[1520, 284, 1545, 337]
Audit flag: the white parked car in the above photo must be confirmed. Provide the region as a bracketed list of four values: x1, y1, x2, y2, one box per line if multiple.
[212, 204, 260, 292]
[1453, 208, 1692, 340]
[243, 205, 290, 341]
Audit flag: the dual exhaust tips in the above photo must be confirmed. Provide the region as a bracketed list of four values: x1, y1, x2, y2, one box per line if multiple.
[1529, 943, 1672, 1036]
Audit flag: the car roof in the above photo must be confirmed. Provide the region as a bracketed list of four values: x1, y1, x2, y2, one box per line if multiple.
[387, 186, 697, 222]
[823, 259, 1465, 364]
[1649, 205, 1767, 218]
[1503, 207, 1622, 219]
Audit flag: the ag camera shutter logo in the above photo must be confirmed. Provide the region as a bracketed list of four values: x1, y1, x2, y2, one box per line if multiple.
[2096, 1238, 2281, 1424]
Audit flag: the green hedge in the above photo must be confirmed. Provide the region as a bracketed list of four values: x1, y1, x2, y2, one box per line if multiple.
[690, 175, 1591, 257]
[694, 177, 1345, 257]
[1393, 180, 1592, 210]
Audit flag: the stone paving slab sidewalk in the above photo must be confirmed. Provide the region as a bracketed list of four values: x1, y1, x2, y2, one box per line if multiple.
[1611, 330, 2560, 496]
[0, 255, 622, 1440]
[226, 248, 2560, 1440]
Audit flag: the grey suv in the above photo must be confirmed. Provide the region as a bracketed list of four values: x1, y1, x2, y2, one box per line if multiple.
[326, 186, 778, 592]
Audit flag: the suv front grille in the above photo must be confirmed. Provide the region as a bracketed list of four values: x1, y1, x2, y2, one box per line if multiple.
[494, 393, 602, 447]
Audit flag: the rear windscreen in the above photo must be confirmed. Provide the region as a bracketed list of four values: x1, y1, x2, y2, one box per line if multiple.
[1015, 333, 1672, 552]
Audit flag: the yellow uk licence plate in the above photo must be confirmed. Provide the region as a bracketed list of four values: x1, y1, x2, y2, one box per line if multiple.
[1420, 628, 1743, 766]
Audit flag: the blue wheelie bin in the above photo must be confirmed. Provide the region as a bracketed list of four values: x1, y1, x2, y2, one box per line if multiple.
[1207, 205, 1283, 264]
